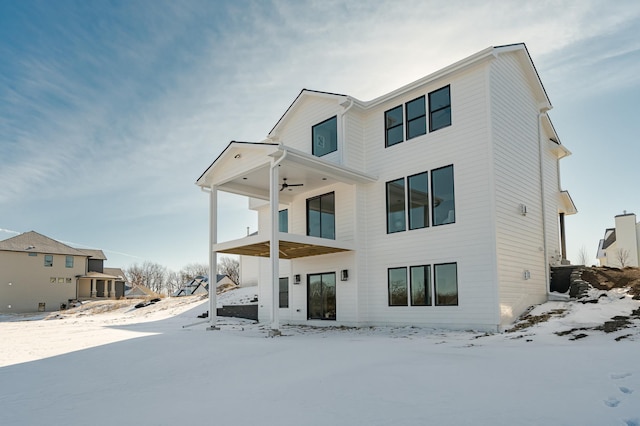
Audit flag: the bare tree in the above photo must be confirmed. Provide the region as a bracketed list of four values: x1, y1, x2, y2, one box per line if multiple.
[217, 256, 240, 285]
[125, 261, 167, 294]
[179, 262, 209, 282]
[614, 248, 630, 268]
[577, 245, 590, 266]
[166, 270, 182, 296]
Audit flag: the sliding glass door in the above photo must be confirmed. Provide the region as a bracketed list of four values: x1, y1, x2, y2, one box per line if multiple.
[307, 273, 336, 320]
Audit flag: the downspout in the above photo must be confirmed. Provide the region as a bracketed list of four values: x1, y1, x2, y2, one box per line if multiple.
[538, 113, 550, 296]
[339, 98, 354, 165]
[269, 146, 288, 335]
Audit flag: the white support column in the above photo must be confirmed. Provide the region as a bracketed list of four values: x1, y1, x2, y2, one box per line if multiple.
[208, 185, 219, 330]
[90, 279, 96, 297]
[269, 160, 281, 335]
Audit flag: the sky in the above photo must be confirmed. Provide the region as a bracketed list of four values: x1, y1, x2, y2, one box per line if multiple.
[1, 288, 639, 425]
[1, 0, 640, 272]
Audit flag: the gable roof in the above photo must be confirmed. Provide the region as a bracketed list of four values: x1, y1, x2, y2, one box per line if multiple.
[0, 231, 87, 256]
[602, 228, 616, 250]
[78, 248, 107, 260]
[104, 267, 127, 281]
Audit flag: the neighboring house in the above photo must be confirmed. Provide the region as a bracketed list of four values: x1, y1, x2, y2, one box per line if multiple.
[173, 274, 236, 297]
[597, 212, 640, 267]
[0, 231, 127, 313]
[196, 43, 576, 332]
[125, 284, 157, 299]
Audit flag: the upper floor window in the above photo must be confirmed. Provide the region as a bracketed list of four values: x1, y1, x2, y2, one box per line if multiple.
[431, 165, 455, 226]
[44, 255, 53, 267]
[279, 209, 288, 233]
[386, 178, 405, 234]
[307, 192, 335, 239]
[429, 85, 451, 132]
[312, 116, 337, 157]
[406, 96, 426, 140]
[385, 105, 403, 147]
[65, 256, 74, 268]
[408, 172, 429, 230]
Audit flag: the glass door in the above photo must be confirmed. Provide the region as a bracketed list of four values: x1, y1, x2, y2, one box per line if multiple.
[307, 273, 336, 320]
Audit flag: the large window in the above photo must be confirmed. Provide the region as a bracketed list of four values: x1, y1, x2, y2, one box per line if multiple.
[387, 262, 457, 307]
[408, 172, 429, 230]
[307, 192, 335, 239]
[279, 277, 289, 308]
[44, 255, 53, 267]
[435, 263, 458, 306]
[432, 165, 455, 226]
[385, 105, 403, 147]
[410, 265, 431, 306]
[65, 256, 74, 268]
[386, 178, 406, 233]
[279, 209, 288, 233]
[406, 96, 426, 140]
[388, 267, 408, 306]
[312, 116, 337, 157]
[429, 85, 451, 132]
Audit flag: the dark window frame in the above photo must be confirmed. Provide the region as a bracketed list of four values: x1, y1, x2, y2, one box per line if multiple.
[388, 267, 408, 306]
[279, 277, 289, 308]
[405, 95, 427, 140]
[410, 265, 431, 306]
[312, 116, 338, 157]
[431, 164, 456, 227]
[434, 262, 458, 306]
[307, 272, 337, 320]
[279, 209, 288, 233]
[306, 192, 336, 239]
[408, 171, 429, 230]
[429, 85, 451, 132]
[386, 178, 406, 234]
[384, 105, 404, 147]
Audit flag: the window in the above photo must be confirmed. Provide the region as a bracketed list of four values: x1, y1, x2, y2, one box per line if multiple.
[279, 209, 288, 233]
[386, 178, 406, 233]
[406, 96, 426, 140]
[50, 277, 56, 283]
[435, 263, 458, 306]
[58, 277, 64, 283]
[388, 267, 408, 306]
[307, 192, 335, 239]
[65, 256, 74, 268]
[44, 255, 53, 267]
[410, 265, 431, 306]
[385, 105, 403, 147]
[429, 85, 451, 132]
[28, 252, 37, 257]
[308, 273, 336, 320]
[279, 277, 289, 308]
[408, 172, 429, 230]
[312, 116, 337, 157]
[432, 165, 455, 226]
[65, 278, 72, 284]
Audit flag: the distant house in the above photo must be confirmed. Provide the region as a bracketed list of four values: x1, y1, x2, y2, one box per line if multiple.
[0, 231, 128, 313]
[197, 43, 576, 332]
[125, 284, 157, 299]
[597, 212, 640, 267]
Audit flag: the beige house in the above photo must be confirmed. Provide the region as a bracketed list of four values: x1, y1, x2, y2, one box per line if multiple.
[0, 231, 127, 313]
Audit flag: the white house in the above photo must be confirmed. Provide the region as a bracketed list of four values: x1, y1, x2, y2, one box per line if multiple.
[597, 212, 640, 267]
[196, 43, 576, 332]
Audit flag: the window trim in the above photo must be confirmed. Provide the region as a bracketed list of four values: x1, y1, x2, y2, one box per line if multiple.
[429, 85, 451, 132]
[306, 192, 336, 239]
[384, 105, 404, 147]
[65, 255, 74, 268]
[311, 115, 338, 157]
[44, 254, 53, 267]
[407, 171, 429, 230]
[388, 267, 408, 306]
[405, 95, 427, 140]
[434, 262, 458, 306]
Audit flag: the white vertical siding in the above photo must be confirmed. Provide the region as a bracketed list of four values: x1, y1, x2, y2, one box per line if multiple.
[490, 53, 548, 325]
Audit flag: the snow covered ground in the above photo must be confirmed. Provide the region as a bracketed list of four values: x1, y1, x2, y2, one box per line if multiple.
[1, 287, 639, 426]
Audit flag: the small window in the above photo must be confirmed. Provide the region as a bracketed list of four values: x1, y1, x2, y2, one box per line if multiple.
[388, 267, 408, 306]
[279, 277, 289, 308]
[65, 256, 74, 268]
[28, 252, 37, 257]
[50, 277, 56, 283]
[312, 116, 337, 157]
[307, 192, 335, 239]
[385, 105, 403, 147]
[432, 165, 455, 226]
[406, 96, 426, 140]
[65, 278, 72, 284]
[279, 209, 288, 233]
[435, 263, 458, 306]
[410, 265, 431, 306]
[386, 178, 406, 233]
[44, 255, 53, 267]
[408, 172, 429, 230]
[429, 86, 451, 132]
[58, 277, 64, 283]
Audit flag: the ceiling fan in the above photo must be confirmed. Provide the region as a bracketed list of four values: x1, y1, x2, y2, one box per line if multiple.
[280, 178, 303, 192]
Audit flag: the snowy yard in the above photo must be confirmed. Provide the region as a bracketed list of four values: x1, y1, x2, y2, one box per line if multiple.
[1, 288, 639, 426]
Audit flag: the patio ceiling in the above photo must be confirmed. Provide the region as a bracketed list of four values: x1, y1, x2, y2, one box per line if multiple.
[217, 239, 351, 259]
